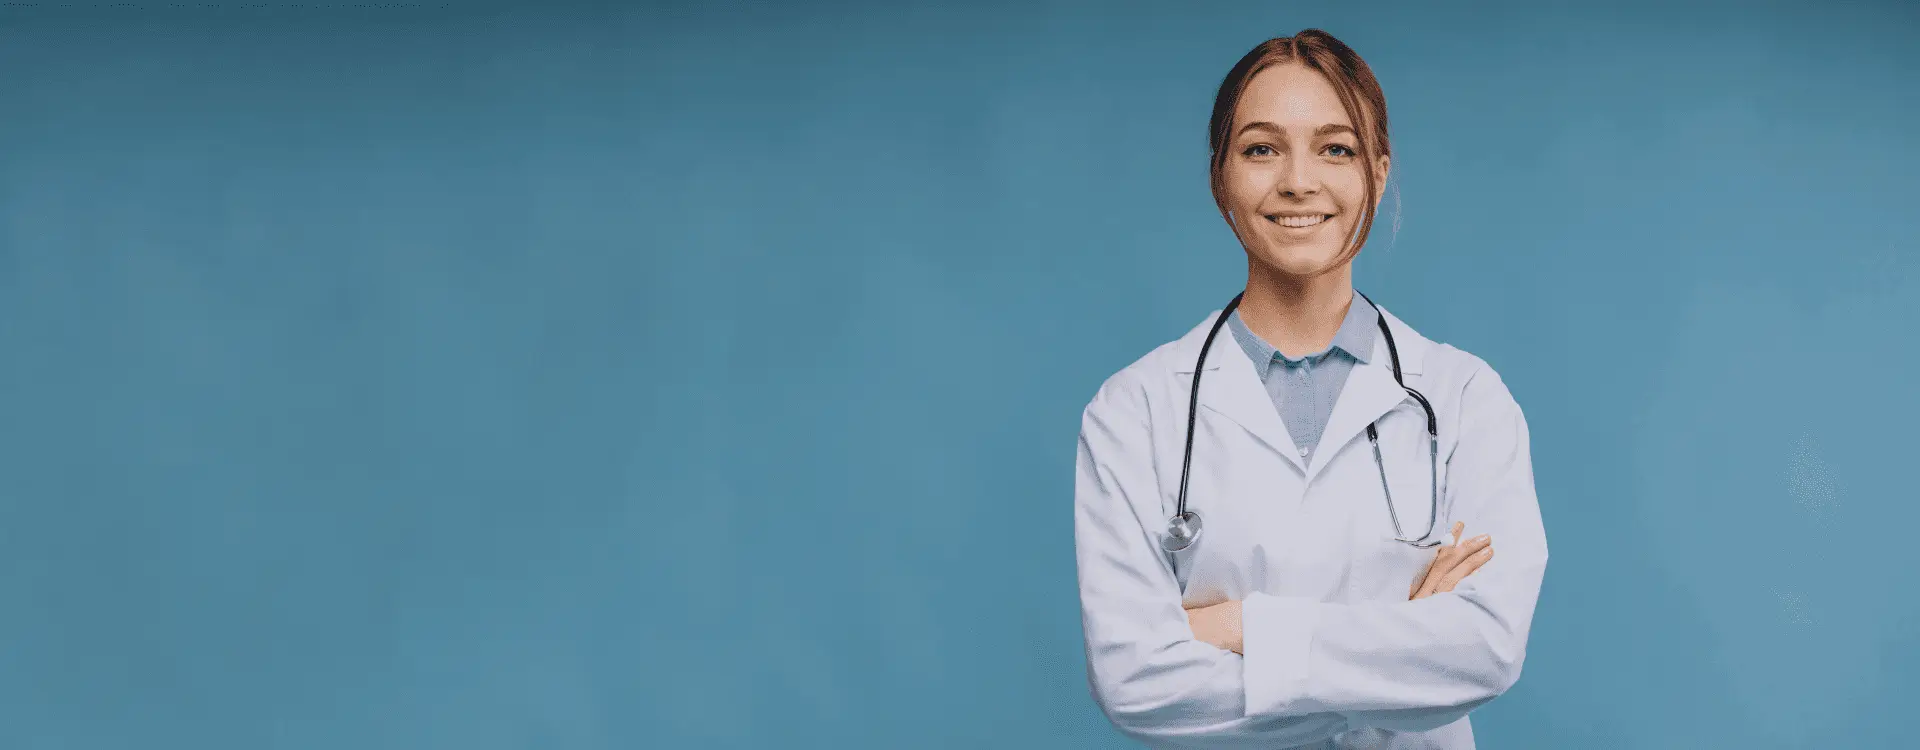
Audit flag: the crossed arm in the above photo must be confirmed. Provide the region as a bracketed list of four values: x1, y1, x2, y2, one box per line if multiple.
[1073, 366, 1548, 748]
[1184, 522, 1497, 655]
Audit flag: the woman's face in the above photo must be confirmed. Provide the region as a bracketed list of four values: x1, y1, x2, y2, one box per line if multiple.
[1218, 63, 1390, 278]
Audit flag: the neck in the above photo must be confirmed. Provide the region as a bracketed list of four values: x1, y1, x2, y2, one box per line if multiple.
[1238, 261, 1355, 359]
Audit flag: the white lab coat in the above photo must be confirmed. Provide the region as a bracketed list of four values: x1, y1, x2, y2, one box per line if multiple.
[1074, 303, 1548, 750]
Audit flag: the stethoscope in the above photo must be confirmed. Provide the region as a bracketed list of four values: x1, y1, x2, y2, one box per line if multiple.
[1162, 290, 1442, 553]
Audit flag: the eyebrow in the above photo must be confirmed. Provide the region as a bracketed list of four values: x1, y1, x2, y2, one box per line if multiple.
[1236, 121, 1356, 137]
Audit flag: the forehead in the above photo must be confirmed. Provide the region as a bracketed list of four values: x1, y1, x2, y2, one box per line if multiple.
[1234, 63, 1351, 129]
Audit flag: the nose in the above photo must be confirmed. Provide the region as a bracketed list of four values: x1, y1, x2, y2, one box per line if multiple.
[1277, 155, 1317, 197]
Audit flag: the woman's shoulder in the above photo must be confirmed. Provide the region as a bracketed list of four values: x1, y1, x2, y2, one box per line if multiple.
[1418, 338, 1526, 419]
[1082, 341, 1180, 416]
[1423, 339, 1494, 380]
[1383, 307, 1521, 412]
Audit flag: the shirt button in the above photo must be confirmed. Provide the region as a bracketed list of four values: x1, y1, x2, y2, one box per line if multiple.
[1300, 447, 1310, 458]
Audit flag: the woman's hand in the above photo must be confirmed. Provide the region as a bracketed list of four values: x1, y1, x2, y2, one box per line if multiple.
[1183, 600, 1243, 654]
[1409, 521, 1495, 600]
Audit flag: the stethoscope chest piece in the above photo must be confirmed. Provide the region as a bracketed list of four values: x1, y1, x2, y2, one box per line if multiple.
[1162, 510, 1202, 552]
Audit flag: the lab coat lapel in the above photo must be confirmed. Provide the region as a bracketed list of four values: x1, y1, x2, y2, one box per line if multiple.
[1174, 313, 1305, 473]
[1306, 307, 1430, 484]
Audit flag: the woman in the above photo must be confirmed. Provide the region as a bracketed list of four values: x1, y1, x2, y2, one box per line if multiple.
[1073, 30, 1548, 750]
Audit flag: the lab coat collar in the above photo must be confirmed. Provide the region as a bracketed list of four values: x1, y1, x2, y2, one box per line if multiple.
[1172, 301, 1430, 477]
[1224, 293, 1378, 381]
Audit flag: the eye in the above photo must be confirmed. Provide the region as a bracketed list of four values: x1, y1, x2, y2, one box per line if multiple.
[1324, 144, 1356, 158]
[1242, 144, 1274, 157]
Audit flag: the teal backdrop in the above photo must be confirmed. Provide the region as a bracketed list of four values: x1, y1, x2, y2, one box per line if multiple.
[2, 1, 1916, 747]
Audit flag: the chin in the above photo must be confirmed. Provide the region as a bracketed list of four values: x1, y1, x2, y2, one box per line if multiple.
[1254, 245, 1347, 278]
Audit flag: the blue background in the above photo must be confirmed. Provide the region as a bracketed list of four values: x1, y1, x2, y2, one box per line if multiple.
[2, 1, 1916, 747]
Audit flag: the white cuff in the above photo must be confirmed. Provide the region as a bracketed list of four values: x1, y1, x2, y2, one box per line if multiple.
[1241, 592, 1322, 717]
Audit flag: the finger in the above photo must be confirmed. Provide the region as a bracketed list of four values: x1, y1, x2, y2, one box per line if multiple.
[1436, 540, 1489, 583]
[1439, 523, 1470, 561]
[1437, 546, 1495, 592]
[1445, 534, 1492, 566]
[1438, 533, 1491, 575]
[1416, 524, 1473, 599]
[1414, 549, 1443, 599]
[1415, 552, 1453, 600]
[1437, 550, 1490, 594]
[1410, 547, 1443, 599]
[1417, 536, 1464, 599]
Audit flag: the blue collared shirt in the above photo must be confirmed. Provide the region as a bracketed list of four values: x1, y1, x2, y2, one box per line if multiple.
[1224, 294, 1380, 463]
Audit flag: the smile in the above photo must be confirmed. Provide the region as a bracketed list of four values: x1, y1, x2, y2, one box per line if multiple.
[1268, 214, 1332, 228]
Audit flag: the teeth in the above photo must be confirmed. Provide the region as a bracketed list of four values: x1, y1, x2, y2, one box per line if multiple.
[1277, 214, 1329, 228]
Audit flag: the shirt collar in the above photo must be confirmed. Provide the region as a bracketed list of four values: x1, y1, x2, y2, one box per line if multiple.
[1225, 292, 1378, 377]
[1329, 295, 1379, 365]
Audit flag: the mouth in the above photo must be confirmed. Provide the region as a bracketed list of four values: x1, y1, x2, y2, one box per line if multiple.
[1267, 213, 1334, 229]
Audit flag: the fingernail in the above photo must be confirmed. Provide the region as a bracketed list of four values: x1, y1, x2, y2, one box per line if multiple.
[1474, 535, 1490, 543]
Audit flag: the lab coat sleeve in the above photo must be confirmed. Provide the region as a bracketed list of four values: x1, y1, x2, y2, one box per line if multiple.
[1075, 371, 1349, 749]
[1240, 362, 1549, 731]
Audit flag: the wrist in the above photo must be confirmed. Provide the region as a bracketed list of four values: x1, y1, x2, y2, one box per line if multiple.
[1225, 600, 1245, 654]
[1187, 601, 1246, 654]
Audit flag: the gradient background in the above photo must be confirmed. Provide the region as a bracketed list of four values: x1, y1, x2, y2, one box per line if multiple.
[2, 1, 1917, 747]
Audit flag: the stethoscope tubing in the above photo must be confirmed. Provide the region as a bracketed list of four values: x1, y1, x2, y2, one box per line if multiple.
[1165, 290, 1441, 552]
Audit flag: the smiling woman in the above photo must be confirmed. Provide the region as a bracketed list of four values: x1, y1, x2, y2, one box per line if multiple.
[1208, 34, 1390, 290]
[1073, 29, 1549, 750]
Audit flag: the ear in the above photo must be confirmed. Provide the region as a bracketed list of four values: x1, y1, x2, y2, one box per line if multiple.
[1372, 154, 1392, 207]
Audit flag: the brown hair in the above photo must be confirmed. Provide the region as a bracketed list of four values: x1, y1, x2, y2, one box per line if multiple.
[1208, 30, 1391, 268]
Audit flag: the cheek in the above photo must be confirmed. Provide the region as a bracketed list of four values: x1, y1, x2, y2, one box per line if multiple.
[1222, 169, 1271, 209]
[1328, 171, 1372, 209]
